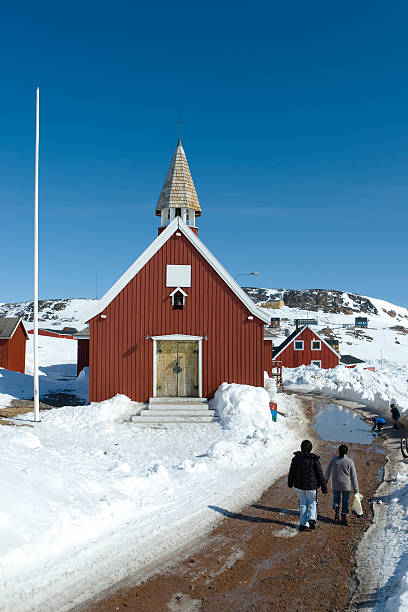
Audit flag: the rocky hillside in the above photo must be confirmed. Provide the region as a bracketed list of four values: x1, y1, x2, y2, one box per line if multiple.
[243, 288, 378, 315]
[0, 299, 95, 327]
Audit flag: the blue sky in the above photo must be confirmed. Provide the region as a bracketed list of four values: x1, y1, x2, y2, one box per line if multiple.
[1, 1, 408, 306]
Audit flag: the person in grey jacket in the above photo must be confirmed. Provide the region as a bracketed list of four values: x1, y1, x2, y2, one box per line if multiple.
[324, 444, 359, 526]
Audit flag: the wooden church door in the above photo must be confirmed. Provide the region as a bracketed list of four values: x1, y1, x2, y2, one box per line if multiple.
[156, 340, 199, 397]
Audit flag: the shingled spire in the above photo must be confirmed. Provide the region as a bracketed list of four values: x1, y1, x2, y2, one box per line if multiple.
[156, 141, 202, 229]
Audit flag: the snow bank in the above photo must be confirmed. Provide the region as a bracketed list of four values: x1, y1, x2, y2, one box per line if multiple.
[206, 383, 293, 466]
[0, 383, 300, 610]
[213, 382, 272, 437]
[364, 468, 408, 612]
[284, 362, 408, 423]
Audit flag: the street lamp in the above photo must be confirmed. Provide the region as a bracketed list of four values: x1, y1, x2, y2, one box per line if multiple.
[234, 272, 260, 281]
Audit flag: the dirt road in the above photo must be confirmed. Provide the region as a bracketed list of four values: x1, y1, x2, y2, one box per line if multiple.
[82, 401, 385, 612]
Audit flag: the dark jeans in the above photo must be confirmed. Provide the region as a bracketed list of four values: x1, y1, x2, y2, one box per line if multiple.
[333, 490, 350, 514]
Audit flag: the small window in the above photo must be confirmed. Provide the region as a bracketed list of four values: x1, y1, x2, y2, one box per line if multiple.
[170, 286, 188, 309]
[173, 292, 184, 309]
[311, 340, 321, 351]
[311, 360, 321, 367]
[294, 340, 304, 351]
[175, 207, 181, 217]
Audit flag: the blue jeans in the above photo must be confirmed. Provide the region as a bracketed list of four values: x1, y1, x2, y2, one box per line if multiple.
[295, 488, 317, 526]
[333, 490, 350, 514]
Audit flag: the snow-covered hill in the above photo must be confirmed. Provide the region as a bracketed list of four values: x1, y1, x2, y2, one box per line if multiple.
[0, 298, 96, 329]
[1, 288, 407, 364]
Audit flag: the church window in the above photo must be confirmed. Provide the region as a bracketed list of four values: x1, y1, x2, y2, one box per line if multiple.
[173, 291, 184, 310]
[175, 207, 181, 217]
[169, 286, 188, 310]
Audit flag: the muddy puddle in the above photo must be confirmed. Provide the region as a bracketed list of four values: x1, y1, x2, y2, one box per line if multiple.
[313, 403, 373, 445]
[297, 396, 374, 445]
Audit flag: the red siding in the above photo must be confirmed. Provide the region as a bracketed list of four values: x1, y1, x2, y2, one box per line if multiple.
[277, 327, 339, 369]
[28, 329, 74, 339]
[263, 340, 273, 377]
[77, 339, 90, 375]
[0, 324, 27, 373]
[0, 340, 8, 369]
[89, 233, 265, 402]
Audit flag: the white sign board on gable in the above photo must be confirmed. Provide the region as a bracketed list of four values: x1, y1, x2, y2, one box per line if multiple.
[166, 265, 191, 287]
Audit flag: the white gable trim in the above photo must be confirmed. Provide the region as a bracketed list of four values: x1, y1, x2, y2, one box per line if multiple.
[151, 334, 203, 340]
[169, 287, 188, 297]
[273, 326, 304, 359]
[273, 326, 340, 360]
[1, 317, 28, 340]
[82, 218, 270, 324]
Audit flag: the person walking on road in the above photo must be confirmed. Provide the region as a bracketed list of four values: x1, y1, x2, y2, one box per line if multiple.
[288, 439, 327, 532]
[390, 403, 400, 429]
[324, 444, 359, 526]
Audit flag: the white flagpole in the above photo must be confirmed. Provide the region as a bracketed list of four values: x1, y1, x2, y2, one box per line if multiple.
[34, 87, 40, 423]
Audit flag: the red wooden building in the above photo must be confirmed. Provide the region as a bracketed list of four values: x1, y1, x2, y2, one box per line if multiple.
[0, 317, 28, 373]
[272, 325, 340, 369]
[74, 327, 90, 376]
[83, 141, 270, 403]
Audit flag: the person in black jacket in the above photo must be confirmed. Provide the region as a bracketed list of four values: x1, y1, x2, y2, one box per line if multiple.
[288, 439, 327, 531]
[390, 403, 400, 429]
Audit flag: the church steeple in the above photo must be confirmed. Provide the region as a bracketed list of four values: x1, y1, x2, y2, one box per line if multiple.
[155, 141, 202, 231]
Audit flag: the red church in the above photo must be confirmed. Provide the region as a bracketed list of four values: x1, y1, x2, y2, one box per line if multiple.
[83, 141, 270, 404]
[272, 325, 340, 369]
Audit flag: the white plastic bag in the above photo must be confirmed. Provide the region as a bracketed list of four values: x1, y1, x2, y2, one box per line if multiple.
[352, 492, 363, 516]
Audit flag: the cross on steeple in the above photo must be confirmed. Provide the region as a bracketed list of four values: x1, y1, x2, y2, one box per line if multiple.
[176, 118, 183, 144]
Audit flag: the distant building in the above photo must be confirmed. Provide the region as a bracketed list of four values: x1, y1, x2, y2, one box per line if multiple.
[272, 325, 339, 369]
[355, 317, 368, 328]
[340, 354, 375, 372]
[269, 318, 281, 328]
[294, 318, 318, 328]
[27, 328, 76, 339]
[0, 317, 28, 373]
[73, 327, 90, 376]
[326, 338, 340, 352]
[260, 300, 284, 309]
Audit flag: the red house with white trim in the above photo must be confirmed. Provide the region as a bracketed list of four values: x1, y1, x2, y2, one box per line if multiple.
[83, 141, 270, 404]
[0, 317, 28, 373]
[272, 325, 340, 369]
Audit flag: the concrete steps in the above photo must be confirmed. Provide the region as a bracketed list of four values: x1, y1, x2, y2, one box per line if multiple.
[148, 397, 208, 408]
[141, 409, 215, 417]
[131, 397, 219, 427]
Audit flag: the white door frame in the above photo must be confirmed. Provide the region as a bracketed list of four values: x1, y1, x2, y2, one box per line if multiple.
[152, 334, 203, 398]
